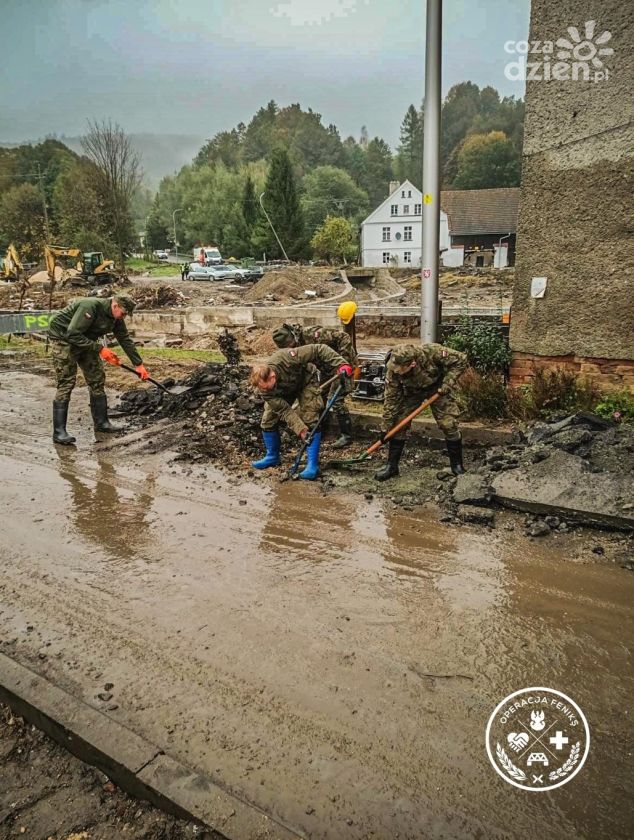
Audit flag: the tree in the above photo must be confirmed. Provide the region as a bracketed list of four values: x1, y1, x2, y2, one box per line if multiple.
[252, 148, 306, 259]
[81, 120, 142, 269]
[0, 183, 48, 260]
[361, 138, 394, 207]
[453, 131, 521, 189]
[395, 104, 423, 187]
[145, 213, 170, 251]
[310, 215, 357, 264]
[242, 174, 258, 228]
[300, 165, 369, 234]
[440, 82, 482, 164]
[52, 159, 112, 253]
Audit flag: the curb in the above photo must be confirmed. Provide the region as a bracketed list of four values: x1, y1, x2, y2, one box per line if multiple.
[350, 409, 517, 447]
[0, 653, 302, 840]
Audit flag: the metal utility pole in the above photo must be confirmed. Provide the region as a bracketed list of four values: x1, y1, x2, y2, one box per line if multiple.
[420, 0, 442, 343]
[36, 162, 51, 243]
[259, 192, 290, 262]
[172, 208, 183, 259]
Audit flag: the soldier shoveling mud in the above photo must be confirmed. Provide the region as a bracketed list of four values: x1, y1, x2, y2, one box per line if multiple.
[375, 343, 468, 480]
[249, 344, 352, 480]
[271, 317, 358, 449]
[48, 295, 150, 445]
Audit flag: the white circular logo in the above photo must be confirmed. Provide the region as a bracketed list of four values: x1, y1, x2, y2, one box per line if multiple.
[485, 687, 590, 791]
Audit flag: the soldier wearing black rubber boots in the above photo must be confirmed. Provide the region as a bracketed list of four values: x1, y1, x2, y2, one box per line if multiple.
[375, 343, 468, 481]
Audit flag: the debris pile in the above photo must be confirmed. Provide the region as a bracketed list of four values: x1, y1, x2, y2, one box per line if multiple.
[129, 284, 186, 309]
[244, 267, 343, 304]
[440, 412, 634, 532]
[116, 362, 266, 466]
[217, 329, 242, 365]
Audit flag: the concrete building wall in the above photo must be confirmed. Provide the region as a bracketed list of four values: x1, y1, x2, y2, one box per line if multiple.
[510, 0, 634, 390]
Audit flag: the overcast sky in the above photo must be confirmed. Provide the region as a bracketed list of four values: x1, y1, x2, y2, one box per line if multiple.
[3, 0, 530, 148]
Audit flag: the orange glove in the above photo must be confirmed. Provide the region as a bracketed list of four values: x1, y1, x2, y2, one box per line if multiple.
[135, 364, 150, 381]
[99, 347, 120, 366]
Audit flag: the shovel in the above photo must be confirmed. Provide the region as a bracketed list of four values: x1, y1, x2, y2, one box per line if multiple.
[287, 383, 344, 480]
[117, 361, 195, 396]
[329, 392, 441, 468]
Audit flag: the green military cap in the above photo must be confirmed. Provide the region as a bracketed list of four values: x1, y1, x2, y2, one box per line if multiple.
[114, 294, 135, 315]
[390, 345, 417, 365]
[272, 324, 296, 348]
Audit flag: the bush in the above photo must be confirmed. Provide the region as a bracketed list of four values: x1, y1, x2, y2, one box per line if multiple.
[445, 317, 511, 374]
[459, 369, 510, 419]
[528, 368, 599, 416]
[594, 390, 634, 423]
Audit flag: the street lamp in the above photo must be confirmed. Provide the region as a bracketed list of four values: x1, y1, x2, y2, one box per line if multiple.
[172, 208, 183, 260]
[259, 192, 290, 263]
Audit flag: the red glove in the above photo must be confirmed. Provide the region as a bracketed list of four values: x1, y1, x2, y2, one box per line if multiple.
[337, 364, 353, 385]
[299, 427, 308, 440]
[135, 364, 150, 381]
[99, 347, 120, 366]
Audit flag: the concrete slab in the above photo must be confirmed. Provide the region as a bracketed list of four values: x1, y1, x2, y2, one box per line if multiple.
[492, 449, 634, 529]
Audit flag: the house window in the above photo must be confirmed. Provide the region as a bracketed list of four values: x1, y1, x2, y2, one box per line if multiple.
[414, 203, 422, 214]
[382, 252, 391, 264]
[404, 251, 412, 264]
[401, 190, 405, 198]
[404, 225, 413, 241]
[403, 204, 410, 214]
[408, 190, 412, 197]
[390, 204, 398, 216]
[382, 226, 391, 241]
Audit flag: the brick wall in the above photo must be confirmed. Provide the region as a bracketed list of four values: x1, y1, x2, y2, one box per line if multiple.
[510, 352, 634, 392]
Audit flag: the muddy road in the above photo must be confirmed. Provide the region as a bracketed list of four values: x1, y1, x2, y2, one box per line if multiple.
[0, 371, 633, 839]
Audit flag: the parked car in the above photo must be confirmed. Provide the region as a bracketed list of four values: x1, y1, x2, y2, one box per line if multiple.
[153, 250, 169, 261]
[187, 262, 216, 281]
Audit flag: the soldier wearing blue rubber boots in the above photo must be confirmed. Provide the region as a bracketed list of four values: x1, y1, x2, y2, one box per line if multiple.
[249, 344, 352, 480]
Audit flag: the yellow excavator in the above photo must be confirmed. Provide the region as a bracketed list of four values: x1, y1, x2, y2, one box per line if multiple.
[44, 245, 117, 286]
[3, 244, 23, 281]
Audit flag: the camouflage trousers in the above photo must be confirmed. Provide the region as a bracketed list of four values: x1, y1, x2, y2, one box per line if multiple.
[327, 377, 353, 418]
[261, 379, 324, 432]
[51, 341, 106, 402]
[385, 389, 463, 442]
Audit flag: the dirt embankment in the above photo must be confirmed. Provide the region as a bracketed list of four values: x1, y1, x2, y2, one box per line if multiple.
[399, 267, 514, 308]
[244, 267, 345, 303]
[0, 704, 215, 839]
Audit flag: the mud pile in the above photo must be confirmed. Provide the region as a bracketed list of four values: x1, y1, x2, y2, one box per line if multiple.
[116, 362, 265, 466]
[244, 267, 343, 303]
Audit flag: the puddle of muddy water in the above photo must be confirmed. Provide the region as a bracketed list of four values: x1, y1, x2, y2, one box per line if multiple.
[1, 370, 633, 839]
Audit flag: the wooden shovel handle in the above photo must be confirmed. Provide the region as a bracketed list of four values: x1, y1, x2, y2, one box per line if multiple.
[366, 392, 441, 456]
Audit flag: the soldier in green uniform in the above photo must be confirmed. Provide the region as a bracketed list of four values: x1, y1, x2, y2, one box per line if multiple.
[48, 295, 150, 445]
[249, 344, 352, 480]
[375, 343, 468, 480]
[272, 323, 358, 448]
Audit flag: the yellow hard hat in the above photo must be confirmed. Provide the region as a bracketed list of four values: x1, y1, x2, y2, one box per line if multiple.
[337, 300, 357, 325]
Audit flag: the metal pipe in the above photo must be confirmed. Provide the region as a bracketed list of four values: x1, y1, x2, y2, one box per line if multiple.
[420, 0, 442, 344]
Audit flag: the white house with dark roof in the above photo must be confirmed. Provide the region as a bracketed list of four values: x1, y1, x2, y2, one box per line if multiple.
[360, 180, 519, 269]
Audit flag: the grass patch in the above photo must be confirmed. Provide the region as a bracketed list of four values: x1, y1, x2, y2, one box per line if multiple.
[0, 335, 47, 355]
[126, 258, 181, 277]
[140, 347, 225, 363]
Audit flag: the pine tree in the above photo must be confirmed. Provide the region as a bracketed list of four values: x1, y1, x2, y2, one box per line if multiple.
[395, 104, 423, 188]
[251, 148, 306, 259]
[242, 175, 258, 228]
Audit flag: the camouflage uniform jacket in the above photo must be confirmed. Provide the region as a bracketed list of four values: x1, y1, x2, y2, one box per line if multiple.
[48, 297, 142, 365]
[291, 325, 358, 367]
[263, 343, 346, 436]
[383, 343, 467, 424]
